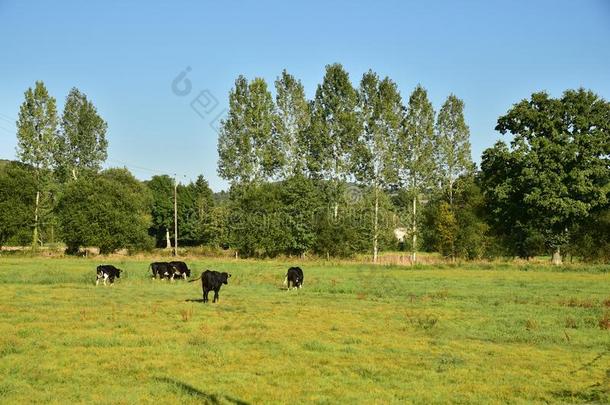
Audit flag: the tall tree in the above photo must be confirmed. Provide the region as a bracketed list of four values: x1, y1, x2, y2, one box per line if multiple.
[146, 175, 174, 248]
[489, 89, 610, 264]
[275, 70, 311, 177]
[309, 63, 360, 217]
[16, 81, 59, 249]
[397, 85, 436, 263]
[354, 71, 402, 262]
[218, 76, 250, 184]
[56, 88, 108, 181]
[435, 94, 473, 205]
[218, 76, 282, 184]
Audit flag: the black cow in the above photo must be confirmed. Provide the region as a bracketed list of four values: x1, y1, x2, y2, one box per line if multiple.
[169, 261, 191, 280]
[149, 262, 177, 280]
[284, 266, 304, 290]
[96, 265, 122, 286]
[189, 270, 231, 303]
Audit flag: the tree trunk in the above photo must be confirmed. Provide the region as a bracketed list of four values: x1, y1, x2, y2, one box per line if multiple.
[411, 194, 417, 264]
[552, 247, 562, 265]
[333, 202, 338, 220]
[165, 229, 171, 249]
[373, 186, 379, 263]
[449, 178, 453, 207]
[32, 190, 40, 250]
[72, 167, 77, 181]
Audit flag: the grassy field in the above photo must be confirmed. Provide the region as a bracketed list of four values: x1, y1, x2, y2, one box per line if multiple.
[0, 257, 608, 404]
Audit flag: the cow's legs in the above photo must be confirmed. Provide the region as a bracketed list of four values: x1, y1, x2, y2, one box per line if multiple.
[203, 288, 209, 303]
[213, 288, 219, 303]
[96, 278, 100, 286]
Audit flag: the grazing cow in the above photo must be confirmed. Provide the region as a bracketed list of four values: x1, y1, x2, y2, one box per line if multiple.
[284, 266, 304, 290]
[189, 270, 231, 303]
[149, 262, 177, 280]
[96, 265, 122, 286]
[169, 261, 191, 280]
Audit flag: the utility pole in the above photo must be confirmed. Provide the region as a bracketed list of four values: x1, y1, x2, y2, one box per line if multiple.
[173, 175, 178, 257]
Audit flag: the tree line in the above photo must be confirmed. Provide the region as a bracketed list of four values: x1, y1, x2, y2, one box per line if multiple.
[1, 69, 608, 263]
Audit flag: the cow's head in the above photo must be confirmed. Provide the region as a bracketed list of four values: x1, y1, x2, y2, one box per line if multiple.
[185, 268, 191, 277]
[221, 272, 230, 284]
[116, 268, 122, 278]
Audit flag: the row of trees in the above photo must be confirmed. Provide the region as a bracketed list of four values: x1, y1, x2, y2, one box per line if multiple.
[218, 65, 473, 262]
[1, 73, 608, 263]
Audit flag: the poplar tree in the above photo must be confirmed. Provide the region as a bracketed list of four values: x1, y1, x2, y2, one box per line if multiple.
[309, 63, 360, 217]
[354, 71, 402, 262]
[16, 81, 58, 249]
[56, 88, 108, 181]
[398, 85, 436, 263]
[218, 76, 281, 184]
[275, 70, 310, 177]
[435, 94, 473, 205]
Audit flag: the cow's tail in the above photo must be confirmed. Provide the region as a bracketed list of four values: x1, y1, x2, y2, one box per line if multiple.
[188, 276, 202, 283]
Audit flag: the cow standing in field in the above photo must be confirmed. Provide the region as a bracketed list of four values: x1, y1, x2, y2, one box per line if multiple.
[169, 261, 191, 280]
[284, 266, 304, 290]
[96, 265, 122, 286]
[189, 270, 231, 303]
[149, 262, 177, 280]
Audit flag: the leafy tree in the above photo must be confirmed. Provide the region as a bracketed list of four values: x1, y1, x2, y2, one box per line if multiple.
[308, 63, 360, 217]
[218, 76, 282, 184]
[434, 202, 458, 258]
[480, 142, 545, 259]
[275, 70, 311, 177]
[491, 89, 610, 264]
[57, 168, 153, 254]
[146, 175, 174, 248]
[16, 81, 59, 249]
[0, 162, 37, 247]
[571, 207, 610, 262]
[354, 71, 402, 262]
[56, 88, 108, 181]
[435, 94, 473, 205]
[397, 85, 436, 263]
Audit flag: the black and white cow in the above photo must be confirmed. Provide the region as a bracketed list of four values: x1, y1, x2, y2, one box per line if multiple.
[169, 261, 191, 280]
[96, 265, 122, 285]
[284, 266, 304, 290]
[189, 270, 231, 303]
[149, 262, 177, 280]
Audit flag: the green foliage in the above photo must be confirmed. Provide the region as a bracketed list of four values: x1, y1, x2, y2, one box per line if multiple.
[354, 71, 403, 260]
[55, 88, 108, 181]
[16, 81, 58, 174]
[435, 94, 474, 204]
[57, 168, 153, 254]
[16, 81, 59, 247]
[485, 89, 610, 260]
[0, 162, 36, 247]
[218, 76, 282, 184]
[146, 175, 174, 247]
[275, 70, 311, 177]
[308, 63, 360, 180]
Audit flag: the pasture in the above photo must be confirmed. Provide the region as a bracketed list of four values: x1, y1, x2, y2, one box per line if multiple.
[0, 257, 608, 404]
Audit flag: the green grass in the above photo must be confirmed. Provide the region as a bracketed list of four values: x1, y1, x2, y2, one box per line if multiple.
[0, 257, 608, 404]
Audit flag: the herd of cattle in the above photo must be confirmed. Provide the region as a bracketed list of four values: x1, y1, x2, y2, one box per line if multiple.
[95, 262, 304, 303]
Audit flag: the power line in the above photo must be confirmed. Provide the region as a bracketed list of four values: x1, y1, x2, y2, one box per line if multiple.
[105, 158, 189, 180]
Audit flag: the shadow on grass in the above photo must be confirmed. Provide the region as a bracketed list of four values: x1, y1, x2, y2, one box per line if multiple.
[185, 298, 205, 303]
[154, 377, 250, 405]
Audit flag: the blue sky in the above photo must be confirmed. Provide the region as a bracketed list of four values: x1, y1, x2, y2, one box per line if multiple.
[1, 0, 609, 191]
